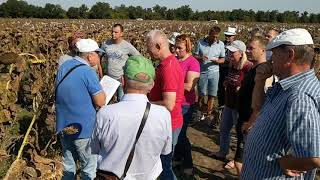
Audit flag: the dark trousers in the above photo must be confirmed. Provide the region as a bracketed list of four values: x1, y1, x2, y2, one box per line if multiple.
[234, 116, 249, 163]
[174, 105, 195, 169]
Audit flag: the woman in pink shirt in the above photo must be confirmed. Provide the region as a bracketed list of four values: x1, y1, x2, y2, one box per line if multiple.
[173, 34, 200, 178]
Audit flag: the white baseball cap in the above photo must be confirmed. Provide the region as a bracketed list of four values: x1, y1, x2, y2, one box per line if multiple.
[168, 32, 181, 45]
[266, 28, 314, 50]
[224, 27, 237, 36]
[76, 39, 105, 53]
[226, 40, 246, 52]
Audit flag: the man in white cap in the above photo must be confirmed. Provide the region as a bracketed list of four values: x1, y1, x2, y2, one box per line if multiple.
[55, 39, 106, 179]
[216, 27, 237, 118]
[241, 29, 320, 179]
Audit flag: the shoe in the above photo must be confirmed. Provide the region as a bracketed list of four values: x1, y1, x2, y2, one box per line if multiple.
[224, 160, 235, 169]
[208, 152, 227, 161]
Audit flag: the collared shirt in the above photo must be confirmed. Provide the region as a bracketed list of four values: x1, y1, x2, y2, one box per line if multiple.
[241, 69, 320, 180]
[90, 94, 172, 180]
[55, 56, 102, 138]
[149, 55, 184, 130]
[194, 38, 225, 72]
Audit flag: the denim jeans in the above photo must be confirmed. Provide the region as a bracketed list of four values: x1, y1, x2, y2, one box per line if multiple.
[61, 136, 97, 180]
[116, 78, 124, 102]
[198, 70, 220, 97]
[218, 106, 238, 157]
[160, 127, 181, 180]
[174, 105, 195, 169]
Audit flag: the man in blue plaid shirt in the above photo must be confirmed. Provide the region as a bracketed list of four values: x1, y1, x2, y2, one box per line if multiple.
[241, 28, 320, 179]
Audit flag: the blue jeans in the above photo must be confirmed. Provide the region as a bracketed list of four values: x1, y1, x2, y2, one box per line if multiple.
[116, 78, 124, 102]
[174, 105, 194, 169]
[160, 127, 181, 180]
[61, 136, 97, 180]
[198, 70, 220, 96]
[218, 106, 238, 157]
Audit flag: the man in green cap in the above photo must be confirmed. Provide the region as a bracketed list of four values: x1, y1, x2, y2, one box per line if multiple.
[90, 55, 172, 180]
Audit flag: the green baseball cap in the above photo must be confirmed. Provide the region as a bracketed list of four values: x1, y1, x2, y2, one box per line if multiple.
[124, 55, 155, 83]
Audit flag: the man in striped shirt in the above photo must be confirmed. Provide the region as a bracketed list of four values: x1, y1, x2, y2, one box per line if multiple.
[241, 29, 320, 179]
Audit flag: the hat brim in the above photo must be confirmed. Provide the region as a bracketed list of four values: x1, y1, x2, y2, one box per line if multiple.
[224, 32, 236, 36]
[168, 39, 175, 45]
[226, 46, 239, 52]
[95, 48, 105, 53]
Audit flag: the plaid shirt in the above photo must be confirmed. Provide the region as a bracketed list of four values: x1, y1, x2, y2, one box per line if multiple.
[241, 69, 320, 180]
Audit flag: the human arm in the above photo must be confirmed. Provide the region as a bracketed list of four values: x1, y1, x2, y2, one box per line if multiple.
[85, 69, 106, 107]
[279, 93, 320, 175]
[93, 91, 106, 107]
[279, 155, 320, 174]
[152, 92, 176, 111]
[193, 41, 207, 62]
[184, 71, 200, 92]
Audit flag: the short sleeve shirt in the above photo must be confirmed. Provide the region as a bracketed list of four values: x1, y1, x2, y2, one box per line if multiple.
[101, 40, 140, 79]
[194, 39, 225, 72]
[241, 70, 320, 180]
[55, 57, 102, 138]
[179, 55, 200, 105]
[149, 55, 184, 130]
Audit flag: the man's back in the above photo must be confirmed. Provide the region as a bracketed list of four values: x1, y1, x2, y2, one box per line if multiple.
[91, 94, 172, 180]
[55, 58, 102, 138]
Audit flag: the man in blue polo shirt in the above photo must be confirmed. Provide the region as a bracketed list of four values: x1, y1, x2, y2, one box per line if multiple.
[194, 26, 225, 123]
[241, 29, 320, 179]
[55, 38, 106, 180]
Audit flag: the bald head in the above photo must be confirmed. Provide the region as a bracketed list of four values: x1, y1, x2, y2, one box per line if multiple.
[146, 30, 171, 61]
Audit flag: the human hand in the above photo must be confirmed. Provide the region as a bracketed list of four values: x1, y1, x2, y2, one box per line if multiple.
[210, 57, 219, 62]
[241, 122, 252, 134]
[202, 55, 209, 61]
[279, 155, 306, 177]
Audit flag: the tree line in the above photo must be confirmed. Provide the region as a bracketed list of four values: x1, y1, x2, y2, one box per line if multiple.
[1, 0, 320, 23]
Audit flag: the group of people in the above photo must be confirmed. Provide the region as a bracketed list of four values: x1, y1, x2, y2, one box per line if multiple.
[55, 23, 320, 180]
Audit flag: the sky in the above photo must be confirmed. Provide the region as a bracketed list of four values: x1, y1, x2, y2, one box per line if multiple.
[1, 0, 320, 14]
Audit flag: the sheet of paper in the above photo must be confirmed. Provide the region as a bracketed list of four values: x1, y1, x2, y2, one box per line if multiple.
[100, 75, 120, 105]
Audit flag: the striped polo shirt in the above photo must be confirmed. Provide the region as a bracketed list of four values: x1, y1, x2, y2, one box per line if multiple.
[241, 69, 320, 180]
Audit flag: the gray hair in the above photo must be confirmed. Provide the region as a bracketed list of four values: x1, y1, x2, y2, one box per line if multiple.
[280, 44, 314, 65]
[146, 29, 169, 47]
[125, 78, 154, 92]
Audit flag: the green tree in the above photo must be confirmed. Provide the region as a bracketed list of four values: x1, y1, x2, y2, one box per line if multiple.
[174, 5, 193, 20]
[88, 2, 112, 19]
[43, 3, 66, 18]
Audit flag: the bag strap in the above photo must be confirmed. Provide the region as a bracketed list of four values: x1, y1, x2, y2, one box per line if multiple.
[121, 102, 151, 179]
[55, 63, 86, 98]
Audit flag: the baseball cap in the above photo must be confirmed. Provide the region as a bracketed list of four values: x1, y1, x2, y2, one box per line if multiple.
[226, 40, 246, 52]
[224, 27, 237, 36]
[168, 32, 181, 45]
[266, 28, 314, 50]
[76, 39, 105, 53]
[124, 55, 155, 83]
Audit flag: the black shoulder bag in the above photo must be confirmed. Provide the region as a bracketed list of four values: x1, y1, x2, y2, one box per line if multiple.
[120, 102, 151, 179]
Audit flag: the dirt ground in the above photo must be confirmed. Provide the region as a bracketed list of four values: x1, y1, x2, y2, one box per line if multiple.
[180, 119, 320, 180]
[176, 119, 238, 180]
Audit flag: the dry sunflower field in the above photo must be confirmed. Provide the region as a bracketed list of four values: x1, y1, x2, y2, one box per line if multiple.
[0, 18, 319, 179]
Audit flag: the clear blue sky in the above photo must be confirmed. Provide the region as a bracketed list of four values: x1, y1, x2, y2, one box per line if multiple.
[1, 0, 319, 13]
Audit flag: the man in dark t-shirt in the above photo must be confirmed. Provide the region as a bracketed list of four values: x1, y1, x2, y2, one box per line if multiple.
[233, 36, 268, 176]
